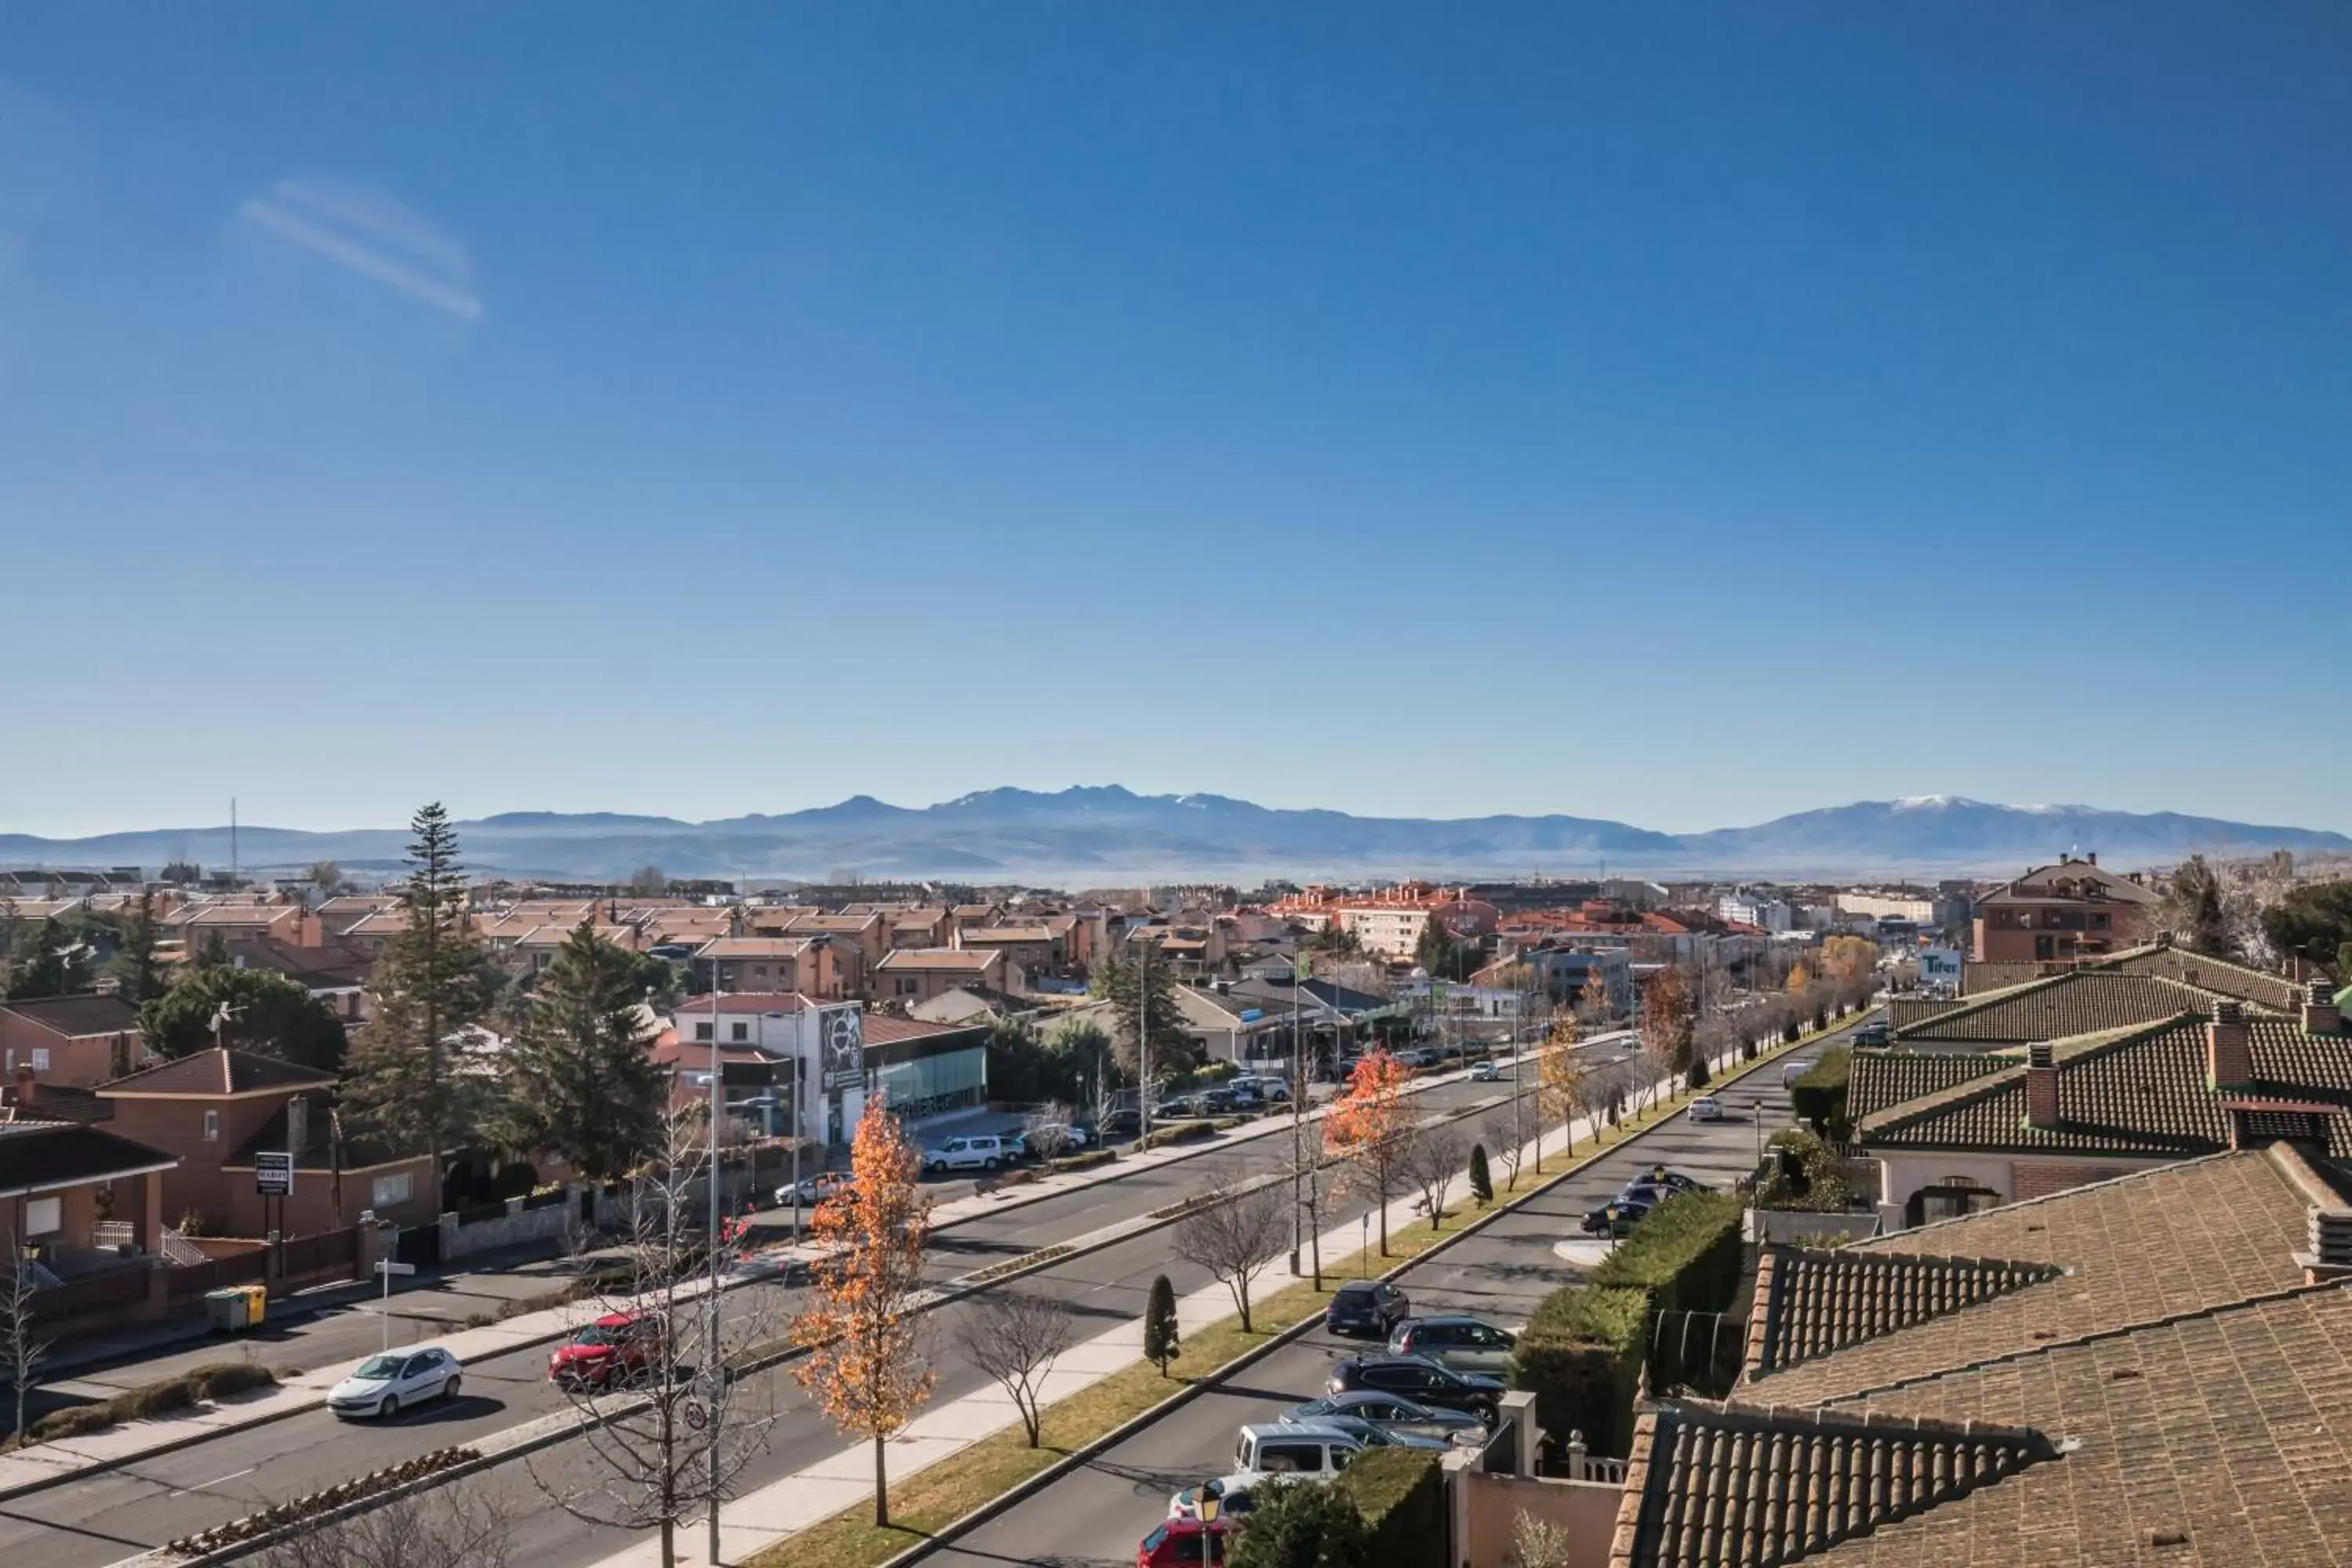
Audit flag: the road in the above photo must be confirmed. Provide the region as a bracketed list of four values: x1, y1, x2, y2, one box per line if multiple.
[5, 1058, 1585, 1568]
[924, 1033, 1843, 1568]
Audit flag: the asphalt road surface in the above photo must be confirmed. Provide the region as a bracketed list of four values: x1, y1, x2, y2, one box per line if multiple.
[924, 1033, 1846, 1568]
[3, 1058, 1588, 1568]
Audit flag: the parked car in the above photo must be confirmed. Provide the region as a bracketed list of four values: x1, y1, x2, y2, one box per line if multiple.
[1100, 1108, 1142, 1136]
[1850, 1021, 1889, 1047]
[1283, 1390, 1487, 1441]
[1196, 1088, 1242, 1115]
[1324, 1355, 1504, 1422]
[548, 1311, 667, 1390]
[1686, 1094, 1726, 1122]
[1171, 1423, 1364, 1518]
[330, 1346, 463, 1419]
[1397, 1047, 1439, 1069]
[1277, 1412, 1457, 1452]
[1470, 1059, 1506, 1083]
[1385, 1314, 1519, 1377]
[1138, 1517, 1236, 1566]
[923, 1134, 1010, 1173]
[1628, 1165, 1708, 1196]
[1582, 1195, 1655, 1236]
[777, 1171, 853, 1207]
[1323, 1279, 1410, 1338]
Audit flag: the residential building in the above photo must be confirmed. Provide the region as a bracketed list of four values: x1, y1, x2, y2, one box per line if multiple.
[1716, 888, 1795, 933]
[690, 935, 855, 999]
[164, 902, 325, 951]
[783, 913, 890, 978]
[1174, 982, 1332, 1069]
[871, 947, 1008, 1005]
[884, 908, 951, 949]
[94, 1048, 433, 1235]
[224, 937, 376, 1024]
[1833, 887, 1936, 924]
[0, 993, 148, 1088]
[954, 922, 1069, 978]
[1851, 982, 2345, 1228]
[1610, 1141, 2352, 1567]
[0, 1116, 176, 1264]
[1969, 852, 2156, 963]
[664, 993, 988, 1144]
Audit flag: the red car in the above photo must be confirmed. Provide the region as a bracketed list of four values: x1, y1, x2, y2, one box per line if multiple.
[548, 1311, 666, 1389]
[1138, 1517, 1234, 1566]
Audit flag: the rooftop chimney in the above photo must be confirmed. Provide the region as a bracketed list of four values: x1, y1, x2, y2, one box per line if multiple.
[2208, 1000, 2252, 1090]
[2303, 978, 2341, 1036]
[10, 1063, 33, 1110]
[286, 1094, 309, 1158]
[2085, 852, 2096, 866]
[2024, 1041, 2060, 1130]
[2303, 1209, 2352, 1285]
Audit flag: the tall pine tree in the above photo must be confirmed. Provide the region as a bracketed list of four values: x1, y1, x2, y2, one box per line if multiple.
[5, 917, 90, 1000]
[1088, 948, 1193, 1081]
[495, 921, 669, 1183]
[340, 804, 496, 1213]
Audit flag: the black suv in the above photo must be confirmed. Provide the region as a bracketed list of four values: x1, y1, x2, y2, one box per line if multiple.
[1324, 1354, 1504, 1422]
[1323, 1280, 1410, 1338]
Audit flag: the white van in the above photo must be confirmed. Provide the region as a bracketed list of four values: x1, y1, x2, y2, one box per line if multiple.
[1169, 1423, 1363, 1519]
[922, 1134, 1008, 1173]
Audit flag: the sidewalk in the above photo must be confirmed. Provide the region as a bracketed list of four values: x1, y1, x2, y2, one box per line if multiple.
[0, 1054, 1509, 1503]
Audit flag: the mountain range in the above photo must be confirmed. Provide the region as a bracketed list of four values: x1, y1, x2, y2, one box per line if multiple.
[3, 789, 2347, 884]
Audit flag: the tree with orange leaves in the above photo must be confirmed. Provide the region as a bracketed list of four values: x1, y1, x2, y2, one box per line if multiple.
[1323, 1047, 1418, 1257]
[790, 1093, 935, 1527]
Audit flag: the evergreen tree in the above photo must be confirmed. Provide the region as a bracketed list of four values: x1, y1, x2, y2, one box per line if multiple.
[2159, 855, 2234, 958]
[494, 922, 670, 1184]
[140, 966, 347, 1071]
[340, 804, 498, 1213]
[107, 889, 162, 1004]
[5, 917, 90, 1000]
[1467, 1142, 1493, 1205]
[1143, 1274, 1181, 1376]
[1089, 949, 1194, 1081]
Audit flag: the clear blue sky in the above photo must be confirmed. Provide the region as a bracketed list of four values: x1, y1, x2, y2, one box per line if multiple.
[4, 5, 2347, 838]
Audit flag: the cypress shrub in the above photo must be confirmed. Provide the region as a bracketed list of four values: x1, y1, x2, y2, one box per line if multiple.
[1335, 1446, 1443, 1566]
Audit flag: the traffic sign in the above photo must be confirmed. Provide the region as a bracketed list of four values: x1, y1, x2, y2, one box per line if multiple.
[374, 1260, 417, 1276]
[253, 1151, 295, 1196]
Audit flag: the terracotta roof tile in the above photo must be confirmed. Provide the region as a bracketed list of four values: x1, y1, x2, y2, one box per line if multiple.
[1744, 1248, 2064, 1378]
[1889, 970, 2254, 1045]
[97, 1047, 336, 1098]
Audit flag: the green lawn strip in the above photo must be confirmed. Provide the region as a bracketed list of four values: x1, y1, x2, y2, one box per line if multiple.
[750, 1014, 1855, 1568]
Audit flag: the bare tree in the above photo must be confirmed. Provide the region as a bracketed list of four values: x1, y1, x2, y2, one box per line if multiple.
[1022, 1102, 1077, 1162]
[526, 1110, 782, 1568]
[950, 1290, 1075, 1447]
[1, 1261, 49, 1446]
[256, 1482, 515, 1568]
[1170, 1177, 1287, 1332]
[1506, 1508, 1577, 1568]
[1482, 1109, 1526, 1192]
[1398, 1121, 1469, 1229]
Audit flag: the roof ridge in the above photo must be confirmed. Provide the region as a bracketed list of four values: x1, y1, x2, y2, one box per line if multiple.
[1817, 1275, 2350, 1404]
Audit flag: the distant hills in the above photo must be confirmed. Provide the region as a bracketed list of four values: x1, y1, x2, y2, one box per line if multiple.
[4, 789, 2347, 884]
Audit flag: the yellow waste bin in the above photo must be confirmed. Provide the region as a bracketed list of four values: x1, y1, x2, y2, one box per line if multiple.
[240, 1283, 267, 1323]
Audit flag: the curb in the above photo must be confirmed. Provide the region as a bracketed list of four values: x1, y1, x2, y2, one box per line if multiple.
[863, 1020, 1841, 1568]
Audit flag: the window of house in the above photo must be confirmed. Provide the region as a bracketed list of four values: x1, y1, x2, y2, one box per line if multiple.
[373, 1172, 413, 1207]
[731, 1022, 749, 1043]
[694, 1022, 713, 1041]
[28, 1048, 49, 1073]
[24, 1196, 61, 1236]
[202, 1109, 220, 1142]
[3, 1049, 13, 1074]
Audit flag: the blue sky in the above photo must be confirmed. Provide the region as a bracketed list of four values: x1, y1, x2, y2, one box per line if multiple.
[3, 4, 2347, 839]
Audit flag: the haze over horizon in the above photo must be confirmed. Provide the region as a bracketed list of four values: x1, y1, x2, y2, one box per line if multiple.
[5, 6, 2347, 837]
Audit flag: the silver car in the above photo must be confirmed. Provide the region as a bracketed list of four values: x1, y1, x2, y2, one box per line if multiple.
[1385, 1315, 1519, 1377]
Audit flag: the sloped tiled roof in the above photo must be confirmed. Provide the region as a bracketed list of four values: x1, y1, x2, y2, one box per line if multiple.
[1888, 970, 2247, 1045]
[872, 948, 1000, 972]
[1859, 1015, 2352, 1160]
[1610, 1399, 2057, 1568]
[96, 1047, 336, 1098]
[1959, 960, 2042, 995]
[1846, 1051, 2009, 1127]
[2100, 942, 2304, 1013]
[0, 992, 141, 1038]
[1744, 1248, 2063, 1378]
[1883, 996, 1963, 1030]
[0, 1119, 179, 1196]
[1741, 1149, 2322, 1406]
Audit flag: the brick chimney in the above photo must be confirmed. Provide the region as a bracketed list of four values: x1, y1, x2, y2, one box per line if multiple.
[2303, 1209, 2352, 1285]
[2024, 1041, 2060, 1130]
[2303, 978, 2341, 1036]
[2208, 1000, 2252, 1089]
[9, 1063, 32, 1110]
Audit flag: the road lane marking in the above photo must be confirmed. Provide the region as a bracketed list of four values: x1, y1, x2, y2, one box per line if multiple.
[168, 1467, 256, 1497]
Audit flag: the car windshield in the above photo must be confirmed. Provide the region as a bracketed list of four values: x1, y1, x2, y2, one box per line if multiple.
[572, 1325, 619, 1345]
[354, 1356, 403, 1379]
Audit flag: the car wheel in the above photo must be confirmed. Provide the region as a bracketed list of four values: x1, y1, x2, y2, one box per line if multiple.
[983, 1157, 1000, 1171]
[379, 1394, 400, 1420]
[443, 1376, 461, 1402]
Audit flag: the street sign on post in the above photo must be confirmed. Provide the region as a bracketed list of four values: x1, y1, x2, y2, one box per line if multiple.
[372, 1258, 416, 1351]
[375, 1260, 417, 1276]
[254, 1152, 295, 1196]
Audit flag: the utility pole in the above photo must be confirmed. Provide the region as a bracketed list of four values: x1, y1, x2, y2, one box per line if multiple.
[1136, 932, 1152, 1149]
[706, 982, 724, 1564]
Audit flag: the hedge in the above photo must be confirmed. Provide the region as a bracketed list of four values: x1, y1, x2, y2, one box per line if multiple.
[15, 1361, 279, 1447]
[1047, 1149, 1118, 1174]
[1788, 1047, 1852, 1139]
[1512, 1286, 1650, 1457]
[1334, 1446, 1443, 1566]
[1588, 1191, 1745, 1321]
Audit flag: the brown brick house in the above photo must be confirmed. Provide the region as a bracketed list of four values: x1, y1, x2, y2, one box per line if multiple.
[1969, 853, 2155, 963]
[95, 1048, 431, 1236]
[0, 1117, 176, 1261]
[0, 993, 149, 1088]
[871, 948, 1006, 1004]
[1853, 983, 2347, 1228]
[691, 936, 856, 999]
[1610, 1143, 2352, 1566]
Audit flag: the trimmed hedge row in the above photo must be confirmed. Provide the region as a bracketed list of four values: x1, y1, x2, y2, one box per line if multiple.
[1335, 1446, 1443, 1566]
[1513, 1191, 1746, 1457]
[1788, 1046, 1852, 1139]
[15, 1360, 278, 1447]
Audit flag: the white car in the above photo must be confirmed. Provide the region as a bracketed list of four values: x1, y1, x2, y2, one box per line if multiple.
[328, 1346, 463, 1420]
[1470, 1060, 1505, 1083]
[1687, 1095, 1726, 1122]
[923, 1134, 1009, 1173]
